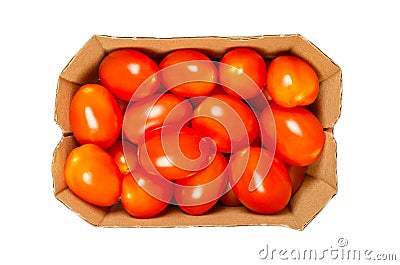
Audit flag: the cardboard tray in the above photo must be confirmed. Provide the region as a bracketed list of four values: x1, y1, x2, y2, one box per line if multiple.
[52, 34, 342, 230]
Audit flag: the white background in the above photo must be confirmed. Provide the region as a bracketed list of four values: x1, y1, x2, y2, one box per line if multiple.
[1, 0, 399, 264]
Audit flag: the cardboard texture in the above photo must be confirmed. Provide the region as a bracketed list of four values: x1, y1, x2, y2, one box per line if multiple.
[52, 34, 342, 230]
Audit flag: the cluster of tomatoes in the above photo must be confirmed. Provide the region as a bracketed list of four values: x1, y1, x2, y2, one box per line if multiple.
[64, 47, 324, 218]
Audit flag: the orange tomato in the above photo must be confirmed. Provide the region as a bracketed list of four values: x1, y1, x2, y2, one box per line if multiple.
[69, 84, 122, 149]
[230, 146, 291, 214]
[64, 144, 122, 207]
[121, 171, 173, 218]
[219, 48, 267, 99]
[260, 103, 325, 166]
[266, 55, 319, 107]
[159, 49, 217, 97]
[174, 152, 228, 215]
[99, 49, 159, 101]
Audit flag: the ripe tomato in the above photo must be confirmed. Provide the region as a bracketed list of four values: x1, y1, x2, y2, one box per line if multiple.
[98, 49, 159, 101]
[219, 48, 267, 99]
[137, 126, 215, 180]
[107, 140, 138, 175]
[260, 103, 325, 166]
[70, 84, 122, 149]
[174, 152, 228, 215]
[123, 93, 192, 144]
[121, 171, 173, 218]
[266, 55, 319, 107]
[229, 146, 291, 214]
[285, 164, 306, 195]
[159, 49, 217, 97]
[64, 144, 122, 207]
[191, 94, 259, 153]
[219, 182, 241, 206]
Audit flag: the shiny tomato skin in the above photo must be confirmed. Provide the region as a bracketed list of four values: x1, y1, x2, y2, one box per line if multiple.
[191, 94, 259, 153]
[230, 146, 291, 214]
[70, 84, 122, 149]
[174, 152, 228, 215]
[159, 49, 217, 97]
[64, 144, 122, 207]
[266, 55, 319, 108]
[106, 140, 138, 175]
[260, 103, 325, 166]
[98, 49, 159, 101]
[219, 48, 267, 99]
[121, 171, 173, 218]
[123, 93, 192, 144]
[137, 126, 215, 181]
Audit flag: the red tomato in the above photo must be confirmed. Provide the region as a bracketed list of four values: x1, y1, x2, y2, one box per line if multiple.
[266, 55, 319, 107]
[107, 140, 138, 175]
[159, 49, 217, 97]
[70, 84, 122, 149]
[123, 93, 192, 144]
[219, 182, 241, 206]
[64, 144, 122, 207]
[98, 49, 159, 101]
[219, 48, 267, 99]
[285, 164, 306, 195]
[174, 152, 228, 215]
[121, 171, 173, 218]
[229, 146, 291, 214]
[260, 103, 325, 166]
[137, 126, 215, 180]
[191, 94, 259, 153]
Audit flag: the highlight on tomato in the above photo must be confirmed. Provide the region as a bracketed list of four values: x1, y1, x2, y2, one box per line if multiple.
[64, 144, 122, 207]
[159, 49, 217, 97]
[69, 84, 122, 149]
[98, 49, 160, 101]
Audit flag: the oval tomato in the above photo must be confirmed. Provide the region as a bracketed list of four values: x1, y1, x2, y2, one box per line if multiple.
[123, 93, 192, 144]
[266, 55, 319, 107]
[64, 144, 122, 207]
[229, 146, 291, 214]
[98, 49, 159, 101]
[137, 126, 215, 180]
[191, 94, 259, 153]
[121, 171, 173, 218]
[219, 48, 267, 99]
[107, 140, 138, 175]
[174, 152, 228, 215]
[260, 103, 325, 166]
[70, 84, 122, 149]
[159, 49, 217, 97]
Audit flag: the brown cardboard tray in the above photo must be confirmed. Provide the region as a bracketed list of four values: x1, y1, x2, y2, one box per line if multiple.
[52, 34, 342, 230]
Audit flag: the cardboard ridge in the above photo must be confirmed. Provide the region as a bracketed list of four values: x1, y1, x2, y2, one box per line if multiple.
[52, 34, 342, 230]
